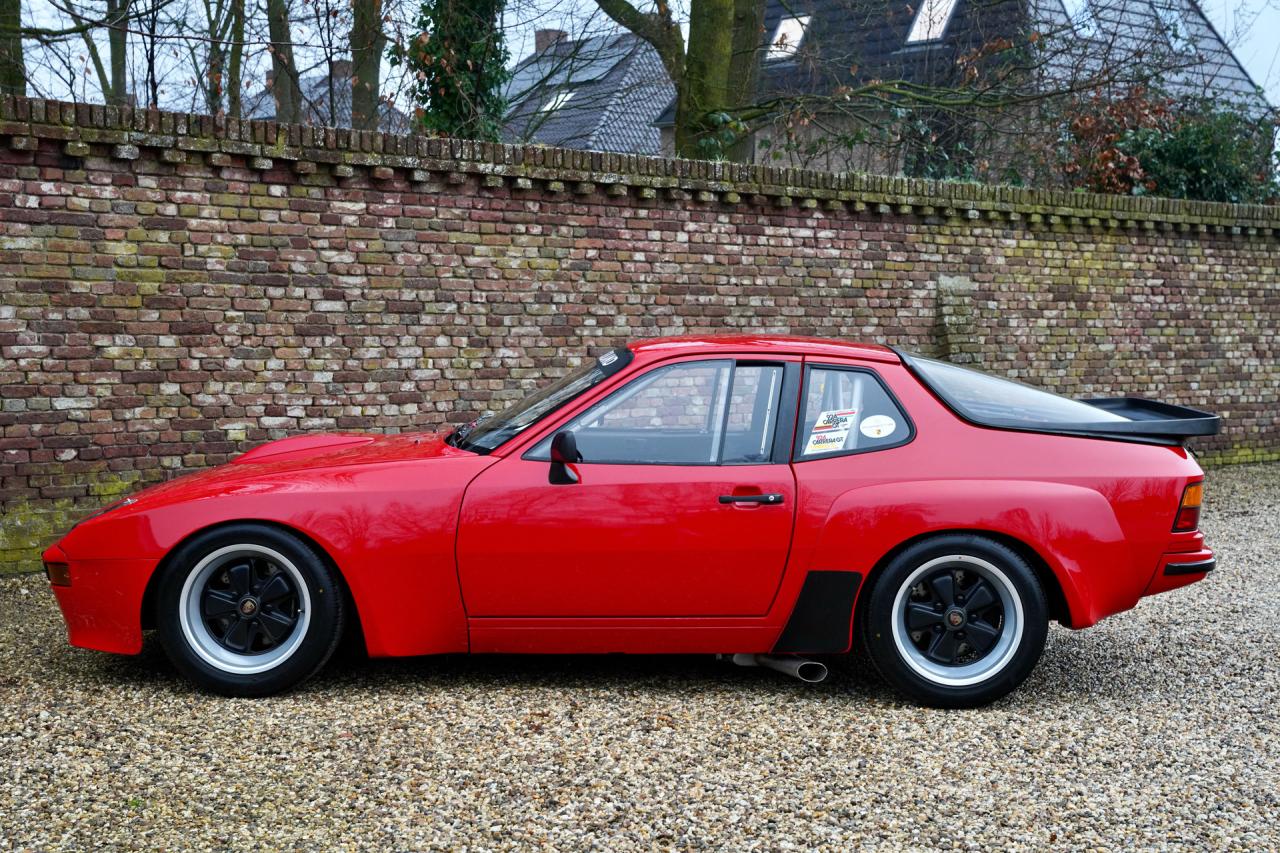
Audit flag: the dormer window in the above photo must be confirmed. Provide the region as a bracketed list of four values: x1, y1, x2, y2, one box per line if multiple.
[541, 89, 575, 112]
[905, 0, 959, 43]
[1060, 0, 1098, 38]
[767, 15, 811, 60]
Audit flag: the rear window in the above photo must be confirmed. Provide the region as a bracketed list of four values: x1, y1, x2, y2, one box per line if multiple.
[909, 356, 1129, 426]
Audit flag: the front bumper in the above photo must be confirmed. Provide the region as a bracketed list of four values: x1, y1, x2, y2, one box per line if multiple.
[42, 543, 155, 654]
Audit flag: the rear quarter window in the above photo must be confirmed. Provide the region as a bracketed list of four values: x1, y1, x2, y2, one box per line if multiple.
[796, 366, 914, 459]
[909, 356, 1129, 426]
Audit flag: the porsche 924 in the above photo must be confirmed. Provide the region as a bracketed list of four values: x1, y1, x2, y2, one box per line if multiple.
[43, 336, 1220, 706]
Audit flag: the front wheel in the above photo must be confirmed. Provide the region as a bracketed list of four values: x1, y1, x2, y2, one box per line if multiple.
[155, 524, 345, 697]
[860, 535, 1048, 708]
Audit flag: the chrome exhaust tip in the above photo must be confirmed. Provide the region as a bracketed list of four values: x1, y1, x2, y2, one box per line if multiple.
[730, 653, 829, 684]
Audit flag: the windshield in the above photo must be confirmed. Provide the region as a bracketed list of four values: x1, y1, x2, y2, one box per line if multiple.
[909, 356, 1129, 426]
[452, 348, 634, 453]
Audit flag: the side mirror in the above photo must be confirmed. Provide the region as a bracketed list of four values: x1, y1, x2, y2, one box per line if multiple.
[549, 431, 581, 485]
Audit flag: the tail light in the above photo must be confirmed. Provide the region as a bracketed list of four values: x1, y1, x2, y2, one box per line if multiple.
[1173, 482, 1203, 532]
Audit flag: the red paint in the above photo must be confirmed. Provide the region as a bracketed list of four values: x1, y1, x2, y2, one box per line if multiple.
[44, 335, 1212, 659]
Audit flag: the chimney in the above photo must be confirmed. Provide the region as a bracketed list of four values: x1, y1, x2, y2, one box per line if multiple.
[535, 29, 568, 52]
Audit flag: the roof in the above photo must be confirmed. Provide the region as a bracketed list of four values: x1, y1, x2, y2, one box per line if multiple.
[1033, 0, 1269, 109]
[243, 63, 411, 134]
[749, 0, 1269, 111]
[503, 32, 675, 154]
[626, 334, 900, 362]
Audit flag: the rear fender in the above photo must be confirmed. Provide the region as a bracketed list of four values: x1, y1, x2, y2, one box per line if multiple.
[809, 479, 1133, 630]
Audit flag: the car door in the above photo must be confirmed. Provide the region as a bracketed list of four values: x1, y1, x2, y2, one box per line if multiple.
[455, 356, 801, 617]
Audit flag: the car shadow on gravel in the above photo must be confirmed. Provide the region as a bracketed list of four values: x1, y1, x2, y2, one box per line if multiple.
[87, 623, 1160, 711]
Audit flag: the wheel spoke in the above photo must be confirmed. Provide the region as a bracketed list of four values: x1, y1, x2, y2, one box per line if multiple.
[202, 588, 239, 618]
[965, 619, 1001, 655]
[964, 579, 997, 614]
[927, 630, 961, 664]
[225, 561, 253, 597]
[257, 610, 295, 645]
[906, 603, 944, 630]
[258, 573, 293, 606]
[928, 573, 955, 608]
[221, 618, 252, 652]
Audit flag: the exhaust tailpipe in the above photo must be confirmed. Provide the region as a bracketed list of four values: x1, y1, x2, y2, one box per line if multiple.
[730, 653, 829, 684]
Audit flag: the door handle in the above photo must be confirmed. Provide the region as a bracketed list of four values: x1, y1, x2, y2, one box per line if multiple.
[718, 493, 785, 505]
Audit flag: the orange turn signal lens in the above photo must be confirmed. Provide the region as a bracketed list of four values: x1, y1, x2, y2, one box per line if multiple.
[1173, 482, 1204, 532]
[45, 562, 71, 586]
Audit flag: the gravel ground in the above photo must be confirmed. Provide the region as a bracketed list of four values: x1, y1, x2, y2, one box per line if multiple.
[2, 464, 1278, 851]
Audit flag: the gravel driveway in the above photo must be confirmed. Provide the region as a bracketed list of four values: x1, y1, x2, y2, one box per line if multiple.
[2, 463, 1278, 850]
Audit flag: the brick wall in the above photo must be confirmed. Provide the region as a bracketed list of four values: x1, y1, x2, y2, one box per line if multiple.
[1, 97, 1277, 572]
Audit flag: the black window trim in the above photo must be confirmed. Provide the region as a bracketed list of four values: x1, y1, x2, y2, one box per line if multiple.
[522, 357, 799, 467]
[793, 363, 916, 462]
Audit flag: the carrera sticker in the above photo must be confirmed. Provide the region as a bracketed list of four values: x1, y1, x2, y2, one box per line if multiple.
[805, 409, 857, 454]
[860, 414, 897, 439]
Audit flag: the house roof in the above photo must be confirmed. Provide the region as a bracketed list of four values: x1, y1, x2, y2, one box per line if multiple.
[1034, 0, 1269, 109]
[676, 0, 1270, 120]
[243, 62, 411, 134]
[503, 32, 674, 155]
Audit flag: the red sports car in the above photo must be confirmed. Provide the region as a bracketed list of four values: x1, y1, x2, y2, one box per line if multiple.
[43, 336, 1219, 707]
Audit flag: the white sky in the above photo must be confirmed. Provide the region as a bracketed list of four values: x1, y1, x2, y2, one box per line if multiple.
[1199, 0, 1280, 106]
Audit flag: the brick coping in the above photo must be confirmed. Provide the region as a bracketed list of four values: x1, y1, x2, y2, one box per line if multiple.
[2, 95, 1278, 234]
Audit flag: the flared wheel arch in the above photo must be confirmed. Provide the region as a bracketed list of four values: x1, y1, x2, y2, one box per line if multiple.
[140, 519, 366, 651]
[854, 528, 1073, 635]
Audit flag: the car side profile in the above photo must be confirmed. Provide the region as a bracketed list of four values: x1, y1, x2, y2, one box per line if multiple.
[43, 336, 1219, 707]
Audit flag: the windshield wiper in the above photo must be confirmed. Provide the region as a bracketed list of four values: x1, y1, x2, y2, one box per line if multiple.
[445, 412, 493, 449]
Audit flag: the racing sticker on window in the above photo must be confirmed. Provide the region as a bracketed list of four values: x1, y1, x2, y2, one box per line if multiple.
[805, 409, 857, 454]
[859, 414, 897, 439]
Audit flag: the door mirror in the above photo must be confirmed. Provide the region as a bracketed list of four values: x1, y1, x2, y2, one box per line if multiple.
[548, 431, 581, 484]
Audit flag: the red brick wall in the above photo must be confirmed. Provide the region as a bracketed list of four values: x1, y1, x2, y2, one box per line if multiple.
[1, 98, 1277, 570]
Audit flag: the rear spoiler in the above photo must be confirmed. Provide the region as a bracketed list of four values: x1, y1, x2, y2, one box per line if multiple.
[1074, 397, 1221, 442]
[892, 349, 1222, 446]
[947, 398, 1221, 446]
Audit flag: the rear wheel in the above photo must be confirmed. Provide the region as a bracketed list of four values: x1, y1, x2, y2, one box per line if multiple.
[860, 534, 1048, 708]
[155, 524, 344, 697]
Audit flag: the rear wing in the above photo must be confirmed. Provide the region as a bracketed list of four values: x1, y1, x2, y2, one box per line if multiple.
[893, 349, 1222, 446]
[1072, 397, 1221, 443]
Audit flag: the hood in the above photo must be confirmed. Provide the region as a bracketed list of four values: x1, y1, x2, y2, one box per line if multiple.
[122, 431, 471, 507]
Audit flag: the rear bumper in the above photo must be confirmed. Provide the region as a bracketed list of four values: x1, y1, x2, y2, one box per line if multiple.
[1144, 547, 1216, 597]
[42, 543, 154, 655]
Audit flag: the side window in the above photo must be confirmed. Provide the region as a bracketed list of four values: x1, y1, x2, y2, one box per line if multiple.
[797, 367, 912, 459]
[528, 360, 784, 465]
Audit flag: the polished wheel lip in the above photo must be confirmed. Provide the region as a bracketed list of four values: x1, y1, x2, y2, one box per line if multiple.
[178, 544, 311, 676]
[890, 554, 1024, 688]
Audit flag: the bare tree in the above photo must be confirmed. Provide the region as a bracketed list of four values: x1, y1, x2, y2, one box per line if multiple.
[0, 0, 23, 96]
[266, 0, 302, 123]
[49, 0, 135, 105]
[351, 0, 386, 129]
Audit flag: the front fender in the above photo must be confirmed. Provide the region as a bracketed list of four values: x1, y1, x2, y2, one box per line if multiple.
[56, 458, 492, 657]
[808, 479, 1135, 628]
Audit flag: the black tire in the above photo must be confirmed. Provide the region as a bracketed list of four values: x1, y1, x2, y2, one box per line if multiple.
[859, 534, 1048, 708]
[155, 523, 345, 697]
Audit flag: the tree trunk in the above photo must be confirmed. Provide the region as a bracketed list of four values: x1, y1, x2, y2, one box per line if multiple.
[725, 0, 764, 161]
[350, 0, 385, 130]
[266, 0, 303, 124]
[228, 0, 244, 117]
[673, 0, 734, 158]
[596, 0, 763, 161]
[0, 0, 24, 97]
[106, 0, 130, 105]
